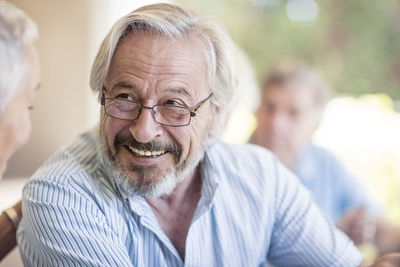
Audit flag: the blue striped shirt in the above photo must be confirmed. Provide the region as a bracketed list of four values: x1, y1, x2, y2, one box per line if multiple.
[295, 144, 380, 222]
[17, 128, 363, 266]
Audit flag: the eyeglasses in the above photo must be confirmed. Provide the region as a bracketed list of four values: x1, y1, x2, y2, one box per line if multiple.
[101, 90, 213, 127]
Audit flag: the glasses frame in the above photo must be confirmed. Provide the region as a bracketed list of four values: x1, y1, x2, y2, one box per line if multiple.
[100, 89, 213, 127]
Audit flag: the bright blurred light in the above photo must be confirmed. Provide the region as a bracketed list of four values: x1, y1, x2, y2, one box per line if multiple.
[286, 0, 319, 22]
[314, 94, 400, 222]
[222, 109, 257, 143]
[221, 48, 259, 144]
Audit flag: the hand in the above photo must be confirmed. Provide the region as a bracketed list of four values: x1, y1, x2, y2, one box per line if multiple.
[374, 219, 400, 255]
[359, 253, 400, 266]
[337, 207, 376, 245]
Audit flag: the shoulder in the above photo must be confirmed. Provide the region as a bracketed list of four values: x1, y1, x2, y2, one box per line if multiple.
[23, 128, 114, 209]
[301, 144, 336, 160]
[299, 144, 347, 170]
[204, 140, 296, 203]
[31, 129, 100, 183]
[206, 140, 279, 173]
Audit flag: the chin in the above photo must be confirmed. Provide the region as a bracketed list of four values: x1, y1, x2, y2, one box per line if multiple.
[102, 146, 206, 198]
[112, 164, 184, 198]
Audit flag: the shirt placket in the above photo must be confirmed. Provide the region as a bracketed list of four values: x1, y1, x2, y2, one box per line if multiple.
[126, 196, 184, 266]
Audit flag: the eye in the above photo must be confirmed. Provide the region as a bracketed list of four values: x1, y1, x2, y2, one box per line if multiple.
[289, 108, 299, 119]
[115, 93, 134, 101]
[164, 99, 185, 107]
[264, 102, 275, 113]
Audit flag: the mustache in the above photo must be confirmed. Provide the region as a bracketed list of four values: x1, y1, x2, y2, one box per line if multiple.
[114, 133, 182, 162]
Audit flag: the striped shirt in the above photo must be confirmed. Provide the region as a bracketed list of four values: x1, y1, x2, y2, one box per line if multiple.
[17, 128, 363, 266]
[295, 144, 380, 222]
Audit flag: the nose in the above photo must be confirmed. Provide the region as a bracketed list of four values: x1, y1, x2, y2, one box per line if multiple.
[268, 113, 289, 135]
[129, 107, 162, 143]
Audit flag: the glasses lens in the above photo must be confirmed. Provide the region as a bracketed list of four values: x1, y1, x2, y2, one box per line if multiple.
[155, 105, 190, 126]
[105, 98, 140, 120]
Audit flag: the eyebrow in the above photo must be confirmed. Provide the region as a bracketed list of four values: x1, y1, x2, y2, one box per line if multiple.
[108, 82, 193, 100]
[110, 82, 136, 91]
[164, 87, 191, 97]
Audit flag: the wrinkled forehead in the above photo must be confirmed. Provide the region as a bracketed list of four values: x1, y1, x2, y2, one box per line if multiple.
[117, 30, 211, 75]
[114, 31, 205, 57]
[261, 84, 323, 117]
[105, 32, 210, 99]
[263, 81, 319, 106]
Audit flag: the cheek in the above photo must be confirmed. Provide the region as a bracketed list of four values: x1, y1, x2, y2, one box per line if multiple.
[256, 115, 269, 130]
[255, 108, 266, 123]
[181, 117, 209, 156]
[18, 113, 32, 146]
[101, 115, 127, 152]
[7, 110, 32, 153]
[290, 120, 312, 144]
[258, 117, 276, 138]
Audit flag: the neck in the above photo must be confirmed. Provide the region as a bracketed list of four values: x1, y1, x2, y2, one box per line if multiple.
[145, 167, 202, 261]
[279, 153, 298, 171]
[146, 166, 202, 209]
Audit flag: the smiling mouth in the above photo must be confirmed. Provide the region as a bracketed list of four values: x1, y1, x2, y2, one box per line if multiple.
[127, 146, 167, 157]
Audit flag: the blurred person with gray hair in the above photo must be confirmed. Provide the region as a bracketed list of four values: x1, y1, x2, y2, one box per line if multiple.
[0, 0, 40, 261]
[251, 60, 371, 222]
[17, 3, 400, 266]
[252, 60, 400, 256]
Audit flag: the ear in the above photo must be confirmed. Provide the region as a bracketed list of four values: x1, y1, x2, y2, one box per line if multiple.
[255, 105, 263, 119]
[207, 106, 222, 138]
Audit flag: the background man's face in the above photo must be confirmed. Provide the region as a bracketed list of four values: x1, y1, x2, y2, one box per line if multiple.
[100, 32, 214, 196]
[254, 84, 320, 167]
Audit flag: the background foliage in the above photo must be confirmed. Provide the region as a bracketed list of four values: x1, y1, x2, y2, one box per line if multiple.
[178, 0, 400, 100]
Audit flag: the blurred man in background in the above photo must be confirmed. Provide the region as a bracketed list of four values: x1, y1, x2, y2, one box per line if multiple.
[251, 60, 400, 255]
[0, 0, 40, 261]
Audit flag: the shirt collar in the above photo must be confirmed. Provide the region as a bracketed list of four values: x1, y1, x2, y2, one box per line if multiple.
[191, 146, 219, 222]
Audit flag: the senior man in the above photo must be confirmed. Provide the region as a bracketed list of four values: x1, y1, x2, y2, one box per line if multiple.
[18, 3, 400, 266]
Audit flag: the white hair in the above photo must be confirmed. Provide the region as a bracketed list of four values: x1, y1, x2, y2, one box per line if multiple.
[0, 1, 38, 114]
[90, 3, 238, 134]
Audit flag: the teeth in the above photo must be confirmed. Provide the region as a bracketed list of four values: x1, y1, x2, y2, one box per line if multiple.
[129, 147, 165, 157]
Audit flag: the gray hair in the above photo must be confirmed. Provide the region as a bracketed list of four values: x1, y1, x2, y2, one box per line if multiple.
[90, 3, 238, 132]
[261, 60, 333, 109]
[0, 1, 38, 114]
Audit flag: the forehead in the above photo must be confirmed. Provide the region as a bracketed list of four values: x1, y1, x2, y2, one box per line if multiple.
[27, 45, 41, 83]
[263, 84, 316, 110]
[106, 32, 208, 96]
[18, 45, 40, 99]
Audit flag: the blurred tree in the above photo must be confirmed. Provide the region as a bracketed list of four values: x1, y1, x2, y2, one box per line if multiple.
[177, 0, 400, 99]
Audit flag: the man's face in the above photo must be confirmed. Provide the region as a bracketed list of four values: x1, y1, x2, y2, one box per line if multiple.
[100, 32, 214, 197]
[0, 45, 40, 178]
[254, 84, 320, 167]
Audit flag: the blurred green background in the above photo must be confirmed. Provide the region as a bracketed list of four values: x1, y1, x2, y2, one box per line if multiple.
[178, 0, 400, 100]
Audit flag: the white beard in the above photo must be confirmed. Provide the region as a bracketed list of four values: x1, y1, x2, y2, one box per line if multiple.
[100, 141, 207, 198]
